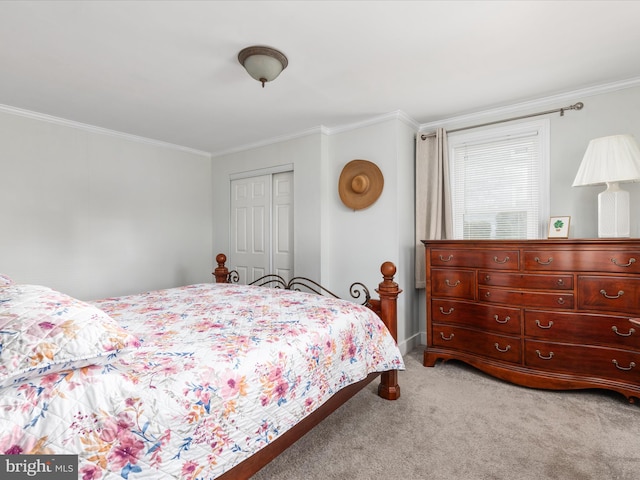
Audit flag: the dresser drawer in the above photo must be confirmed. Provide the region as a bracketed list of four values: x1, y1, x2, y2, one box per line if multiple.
[479, 271, 573, 290]
[479, 287, 574, 309]
[524, 310, 640, 349]
[524, 249, 640, 273]
[431, 299, 521, 335]
[433, 324, 521, 363]
[431, 249, 519, 270]
[578, 276, 640, 314]
[525, 340, 640, 383]
[431, 269, 475, 299]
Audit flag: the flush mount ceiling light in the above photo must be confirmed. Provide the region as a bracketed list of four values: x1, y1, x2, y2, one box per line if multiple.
[238, 46, 288, 88]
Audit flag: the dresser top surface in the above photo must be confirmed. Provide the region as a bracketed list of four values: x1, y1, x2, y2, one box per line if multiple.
[422, 239, 640, 246]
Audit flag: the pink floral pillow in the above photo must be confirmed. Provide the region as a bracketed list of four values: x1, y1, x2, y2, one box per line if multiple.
[0, 274, 13, 287]
[0, 284, 140, 388]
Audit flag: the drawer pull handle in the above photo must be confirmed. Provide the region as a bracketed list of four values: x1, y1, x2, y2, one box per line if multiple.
[612, 359, 636, 371]
[439, 307, 454, 315]
[485, 291, 491, 298]
[493, 256, 510, 264]
[611, 257, 636, 268]
[440, 332, 455, 341]
[445, 279, 461, 287]
[535, 319, 554, 329]
[536, 350, 554, 360]
[494, 315, 511, 324]
[484, 274, 491, 282]
[534, 256, 553, 265]
[439, 254, 453, 262]
[557, 297, 565, 305]
[557, 278, 564, 286]
[612, 326, 635, 337]
[494, 343, 511, 353]
[600, 289, 624, 299]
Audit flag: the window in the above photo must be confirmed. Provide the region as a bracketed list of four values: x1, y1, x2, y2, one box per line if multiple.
[448, 119, 550, 239]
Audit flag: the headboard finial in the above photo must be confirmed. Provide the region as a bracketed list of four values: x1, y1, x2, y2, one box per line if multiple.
[213, 254, 230, 283]
[380, 261, 396, 281]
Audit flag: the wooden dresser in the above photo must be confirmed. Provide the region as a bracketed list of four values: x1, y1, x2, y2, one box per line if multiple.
[422, 239, 640, 403]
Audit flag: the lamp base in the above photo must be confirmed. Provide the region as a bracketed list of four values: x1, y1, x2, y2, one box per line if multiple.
[598, 182, 630, 238]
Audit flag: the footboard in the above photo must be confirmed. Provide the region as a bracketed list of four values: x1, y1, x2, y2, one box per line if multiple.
[213, 253, 401, 400]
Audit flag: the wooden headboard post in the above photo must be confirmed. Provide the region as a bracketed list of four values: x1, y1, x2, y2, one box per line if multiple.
[375, 261, 402, 400]
[213, 253, 230, 284]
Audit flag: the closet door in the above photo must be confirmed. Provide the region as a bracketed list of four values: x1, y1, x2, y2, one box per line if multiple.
[230, 171, 293, 284]
[230, 174, 271, 283]
[272, 171, 293, 280]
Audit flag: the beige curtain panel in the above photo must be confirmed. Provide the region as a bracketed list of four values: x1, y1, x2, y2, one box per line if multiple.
[415, 128, 453, 288]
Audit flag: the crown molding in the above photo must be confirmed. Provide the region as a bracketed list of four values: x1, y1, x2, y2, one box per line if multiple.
[4, 75, 639, 159]
[212, 111, 419, 158]
[211, 125, 329, 158]
[0, 103, 211, 158]
[324, 110, 420, 136]
[418, 76, 640, 133]
[217, 76, 640, 157]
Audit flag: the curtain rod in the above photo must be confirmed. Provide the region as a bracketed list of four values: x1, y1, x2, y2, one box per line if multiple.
[420, 101, 584, 140]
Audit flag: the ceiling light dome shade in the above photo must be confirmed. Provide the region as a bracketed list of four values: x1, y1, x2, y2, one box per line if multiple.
[238, 46, 288, 87]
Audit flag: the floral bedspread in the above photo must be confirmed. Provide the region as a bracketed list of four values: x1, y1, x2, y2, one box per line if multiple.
[0, 283, 404, 479]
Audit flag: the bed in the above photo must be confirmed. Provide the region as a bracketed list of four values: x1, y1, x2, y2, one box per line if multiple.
[0, 255, 403, 479]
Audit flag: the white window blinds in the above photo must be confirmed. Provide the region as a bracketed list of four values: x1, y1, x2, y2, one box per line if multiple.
[449, 120, 549, 240]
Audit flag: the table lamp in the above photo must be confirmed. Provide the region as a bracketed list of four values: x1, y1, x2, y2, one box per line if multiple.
[572, 134, 640, 237]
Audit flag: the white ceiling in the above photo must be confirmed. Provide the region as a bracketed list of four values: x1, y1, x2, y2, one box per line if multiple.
[1, 1, 640, 156]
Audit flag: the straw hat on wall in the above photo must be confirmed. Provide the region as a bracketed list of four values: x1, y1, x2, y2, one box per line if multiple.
[338, 159, 384, 210]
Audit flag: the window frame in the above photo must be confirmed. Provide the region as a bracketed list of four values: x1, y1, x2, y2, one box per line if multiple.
[447, 119, 550, 240]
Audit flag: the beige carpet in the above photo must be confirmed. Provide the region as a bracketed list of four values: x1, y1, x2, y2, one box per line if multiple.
[251, 347, 640, 479]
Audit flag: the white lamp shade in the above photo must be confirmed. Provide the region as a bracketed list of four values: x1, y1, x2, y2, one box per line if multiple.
[572, 134, 640, 186]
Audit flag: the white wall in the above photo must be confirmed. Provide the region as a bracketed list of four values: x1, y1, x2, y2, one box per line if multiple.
[325, 121, 400, 294]
[325, 118, 418, 352]
[0, 110, 213, 300]
[551, 85, 640, 238]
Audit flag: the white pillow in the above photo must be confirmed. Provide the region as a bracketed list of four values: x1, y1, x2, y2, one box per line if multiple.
[0, 284, 140, 388]
[0, 274, 14, 287]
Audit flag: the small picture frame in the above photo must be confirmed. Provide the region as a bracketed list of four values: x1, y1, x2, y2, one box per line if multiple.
[548, 216, 570, 238]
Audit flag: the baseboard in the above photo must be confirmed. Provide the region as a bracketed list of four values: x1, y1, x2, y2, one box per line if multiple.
[398, 332, 422, 355]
